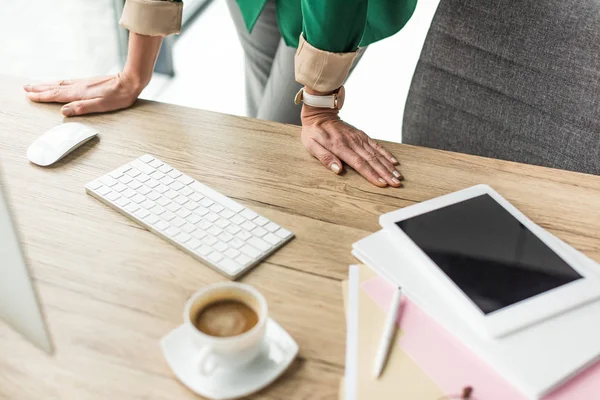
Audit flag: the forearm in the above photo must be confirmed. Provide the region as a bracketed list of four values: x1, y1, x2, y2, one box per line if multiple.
[123, 32, 163, 91]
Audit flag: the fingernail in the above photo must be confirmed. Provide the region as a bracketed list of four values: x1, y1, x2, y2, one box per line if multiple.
[331, 163, 340, 173]
[23, 84, 32, 90]
[393, 170, 401, 178]
[390, 157, 399, 164]
[392, 177, 401, 185]
[62, 106, 72, 116]
[378, 178, 387, 186]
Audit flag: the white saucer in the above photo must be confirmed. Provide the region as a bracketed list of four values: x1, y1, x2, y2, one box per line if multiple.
[160, 319, 299, 400]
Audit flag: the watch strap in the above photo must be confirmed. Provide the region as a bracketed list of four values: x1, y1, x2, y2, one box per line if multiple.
[294, 87, 342, 109]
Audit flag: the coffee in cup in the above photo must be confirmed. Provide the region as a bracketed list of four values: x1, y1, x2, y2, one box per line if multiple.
[193, 299, 259, 337]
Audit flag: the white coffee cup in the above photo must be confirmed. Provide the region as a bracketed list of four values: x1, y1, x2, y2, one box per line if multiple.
[184, 282, 268, 376]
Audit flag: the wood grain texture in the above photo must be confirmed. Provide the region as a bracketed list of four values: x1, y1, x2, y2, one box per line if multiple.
[1, 74, 599, 399]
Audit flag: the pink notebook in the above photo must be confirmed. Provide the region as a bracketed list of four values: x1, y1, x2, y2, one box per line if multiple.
[362, 277, 600, 400]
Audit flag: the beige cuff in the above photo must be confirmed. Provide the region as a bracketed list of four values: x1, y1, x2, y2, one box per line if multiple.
[120, 0, 183, 37]
[294, 34, 359, 92]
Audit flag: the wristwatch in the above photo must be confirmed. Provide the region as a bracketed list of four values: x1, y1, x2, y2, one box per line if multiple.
[294, 86, 345, 110]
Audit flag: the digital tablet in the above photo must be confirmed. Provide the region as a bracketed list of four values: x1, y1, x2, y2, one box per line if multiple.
[379, 184, 600, 338]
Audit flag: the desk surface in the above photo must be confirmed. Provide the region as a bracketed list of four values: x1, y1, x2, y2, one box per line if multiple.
[1, 74, 599, 399]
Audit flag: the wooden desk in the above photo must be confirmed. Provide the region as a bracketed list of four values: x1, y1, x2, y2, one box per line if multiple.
[1, 74, 599, 399]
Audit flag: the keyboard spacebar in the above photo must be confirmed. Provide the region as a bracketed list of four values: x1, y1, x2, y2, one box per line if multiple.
[190, 181, 244, 213]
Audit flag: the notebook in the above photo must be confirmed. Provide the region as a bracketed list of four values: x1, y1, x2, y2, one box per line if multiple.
[353, 230, 600, 399]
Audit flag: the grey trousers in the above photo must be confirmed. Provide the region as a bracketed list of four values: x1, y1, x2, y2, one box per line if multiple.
[226, 0, 364, 126]
[403, 0, 600, 175]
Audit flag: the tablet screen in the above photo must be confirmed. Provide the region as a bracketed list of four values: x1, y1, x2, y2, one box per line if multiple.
[396, 194, 582, 314]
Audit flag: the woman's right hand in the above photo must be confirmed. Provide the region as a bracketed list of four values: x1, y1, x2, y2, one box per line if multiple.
[23, 72, 144, 117]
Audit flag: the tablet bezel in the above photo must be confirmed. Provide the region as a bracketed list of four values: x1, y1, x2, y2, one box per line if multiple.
[379, 184, 600, 338]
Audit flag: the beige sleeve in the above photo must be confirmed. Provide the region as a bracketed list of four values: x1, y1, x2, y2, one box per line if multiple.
[119, 0, 183, 37]
[294, 34, 359, 92]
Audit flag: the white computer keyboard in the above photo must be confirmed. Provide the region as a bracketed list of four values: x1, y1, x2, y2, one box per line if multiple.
[85, 154, 294, 279]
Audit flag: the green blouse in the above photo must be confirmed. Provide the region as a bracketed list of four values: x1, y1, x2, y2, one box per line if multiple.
[235, 0, 418, 52]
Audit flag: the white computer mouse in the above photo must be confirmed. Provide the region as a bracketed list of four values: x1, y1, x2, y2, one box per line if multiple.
[27, 122, 98, 167]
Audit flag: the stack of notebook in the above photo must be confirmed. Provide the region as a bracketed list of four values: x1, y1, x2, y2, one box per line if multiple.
[342, 222, 600, 398]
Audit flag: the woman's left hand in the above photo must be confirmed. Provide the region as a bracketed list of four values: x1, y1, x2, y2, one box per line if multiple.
[301, 105, 404, 188]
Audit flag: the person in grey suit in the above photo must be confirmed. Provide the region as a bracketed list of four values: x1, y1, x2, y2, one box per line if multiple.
[403, 0, 600, 175]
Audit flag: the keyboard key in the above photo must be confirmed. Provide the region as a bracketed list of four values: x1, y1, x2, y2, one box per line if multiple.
[180, 186, 194, 196]
[263, 233, 281, 246]
[115, 197, 130, 208]
[252, 227, 267, 238]
[196, 220, 212, 230]
[166, 203, 181, 212]
[240, 244, 261, 258]
[138, 186, 152, 195]
[141, 200, 155, 209]
[170, 181, 185, 191]
[184, 201, 199, 211]
[161, 211, 176, 221]
[122, 188, 137, 198]
[131, 160, 154, 174]
[194, 206, 209, 216]
[202, 235, 218, 246]
[241, 221, 257, 232]
[118, 175, 133, 184]
[192, 230, 207, 240]
[137, 173, 150, 183]
[226, 224, 241, 235]
[128, 180, 143, 190]
[219, 209, 235, 219]
[151, 205, 166, 215]
[175, 232, 191, 243]
[265, 222, 280, 233]
[248, 237, 270, 252]
[109, 170, 124, 180]
[149, 159, 163, 169]
[106, 191, 121, 201]
[146, 179, 160, 188]
[143, 213, 160, 225]
[158, 164, 172, 174]
[190, 192, 203, 202]
[235, 254, 253, 267]
[208, 252, 224, 263]
[165, 226, 180, 237]
[186, 238, 201, 250]
[231, 214, 246, 225]
[155, 184, 169, 194]
[147, 191, 161, 201]
[134, 208, 150, 219]
[174, 195, 189, 205]
[177, 208, 192, 219]
[140, 154, 154, 163]
[254, 216, 269, 226]
[113, 182, 128, 193]
[132, 194, 146, 204]
[218, 232, 233, 243]
[178, 174, 195, 185]
[96, 185, 111, 196]
[156, 197, 171, 207]
[230, 238, 245, 249]
[215, 218, 230, 229]
[224, 248, 240, 259]
[181, 223, 196, 234]
[208, 226, 223, 236]
[214, 241, 228, 253]
[241, 209, 258, 220]
[155, 220, 170, 231]
[187, 213, 202, 224]
[125, 203, 140, 213]
[190, 181, 244, 213]
[126, 168, 141, 177]
[152, 170, 166, 180]
[219, 258, 242, 274]
[171, 217, 186, 227]
[165, 190, 179, 199]
[237, 230, 252, 241]
[206, 213, 219, 223]
[200, 198, 214, 207]
[100, 176, 118, 187]
[275, 227, 293, 239]
[196, 245, 212, 256]
[168, 169, 182, 179]
[161, 176, 175, 186]
[210, 203, 225, 213]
